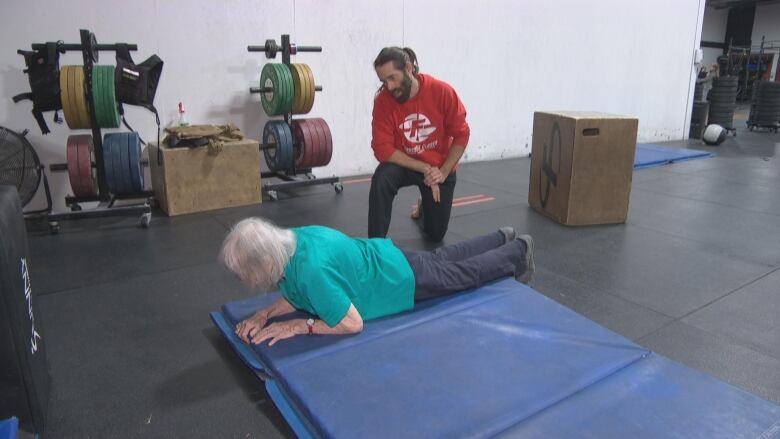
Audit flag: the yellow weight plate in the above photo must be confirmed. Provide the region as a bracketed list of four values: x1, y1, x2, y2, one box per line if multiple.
[301, 64, 315, 114]
[72, 67, 91, 129]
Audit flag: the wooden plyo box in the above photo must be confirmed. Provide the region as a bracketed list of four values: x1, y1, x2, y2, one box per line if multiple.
[528, 111, 638, 226]
[148, 139, 261, 216]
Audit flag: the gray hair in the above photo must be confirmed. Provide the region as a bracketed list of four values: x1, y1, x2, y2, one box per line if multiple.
[219, 217, 296, 290]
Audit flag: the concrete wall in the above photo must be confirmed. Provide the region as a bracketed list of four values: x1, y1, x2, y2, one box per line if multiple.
[0, 0, 705, 212]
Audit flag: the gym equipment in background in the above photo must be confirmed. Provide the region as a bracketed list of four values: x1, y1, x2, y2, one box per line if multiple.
[707, 75, 738, 137]
[747, 80, 780, 132]
[13, 29, 153, 233]
[0, 187, 50, 436]
[0, 127, 52, 215]
[248, 34, 341, 201]
[702, 124, 728, 145]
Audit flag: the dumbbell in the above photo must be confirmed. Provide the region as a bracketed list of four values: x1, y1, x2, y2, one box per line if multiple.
[248, 39, 322, 59]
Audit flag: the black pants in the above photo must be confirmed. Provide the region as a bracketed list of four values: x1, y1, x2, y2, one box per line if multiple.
[368, 162, 456, 242]
[401, 231, 528, 301]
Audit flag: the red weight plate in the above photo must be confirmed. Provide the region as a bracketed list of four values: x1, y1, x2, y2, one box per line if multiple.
[66, 136, 84, 196]
[310, 118, 328, 167]
[316, 118, 333, 166]
[307, 118, 324, 168]
[299, 119, 317, 169]
[76, 135, 97, 196]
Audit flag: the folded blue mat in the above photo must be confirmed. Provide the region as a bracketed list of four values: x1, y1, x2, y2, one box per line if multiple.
[634, 143, 713, 169]
[0, 417, 18, 439]
[212, 279, 780, 439]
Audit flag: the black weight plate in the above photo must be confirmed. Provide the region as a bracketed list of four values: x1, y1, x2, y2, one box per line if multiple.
[127, 132, 143, 193]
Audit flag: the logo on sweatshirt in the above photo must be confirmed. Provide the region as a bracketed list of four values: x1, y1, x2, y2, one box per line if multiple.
[399, 113, 437, 144]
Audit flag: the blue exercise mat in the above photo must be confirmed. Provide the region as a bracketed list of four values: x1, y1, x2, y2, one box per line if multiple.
[634, 143, 713, 169]
[212, 279, 780, 439]
[0, 417, 18, 439]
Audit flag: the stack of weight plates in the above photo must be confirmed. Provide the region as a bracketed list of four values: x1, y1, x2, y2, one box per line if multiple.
[92, 65, 120, 128]
[707, 75, 738, 129]
[103, 132, 144, 195]
[693, 82, 704, 101]
[66, 135, 98, 197]
[259, 62, 332, 172]
[260, 64, 295, 116]
[689, 101, 709, 139]
[60, 66, 91, 129]
[748, 80, 780, 129]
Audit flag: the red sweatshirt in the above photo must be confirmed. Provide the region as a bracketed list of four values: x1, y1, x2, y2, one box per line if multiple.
[371, 73, 470, 168]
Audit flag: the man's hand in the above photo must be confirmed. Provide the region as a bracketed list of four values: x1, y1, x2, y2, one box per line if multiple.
[424, 166, 448, 186]
[252, 320, 306, 346]
[235, 309, 269, 344]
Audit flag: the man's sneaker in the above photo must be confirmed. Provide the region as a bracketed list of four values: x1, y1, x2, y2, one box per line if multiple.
[499, 226, 516, 244]
[515, 234, 535, 284]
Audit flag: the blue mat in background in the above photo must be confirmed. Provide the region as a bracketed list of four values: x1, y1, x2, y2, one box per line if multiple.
[634, 143, 714, 169]
[0, 417, 18, 439]
[212, 279, 780, 439]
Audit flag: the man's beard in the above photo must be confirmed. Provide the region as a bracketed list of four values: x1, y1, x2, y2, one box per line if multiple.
[393, 72, 413, 103]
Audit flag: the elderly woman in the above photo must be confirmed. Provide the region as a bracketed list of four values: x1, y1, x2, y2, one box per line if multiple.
[220, 217, 534, 346]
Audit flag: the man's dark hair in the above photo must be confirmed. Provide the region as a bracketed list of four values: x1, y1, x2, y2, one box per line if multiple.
[373, 47, 419, 76]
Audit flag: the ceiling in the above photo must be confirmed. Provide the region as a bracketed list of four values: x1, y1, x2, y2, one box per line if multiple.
[707, 0, 780, 9]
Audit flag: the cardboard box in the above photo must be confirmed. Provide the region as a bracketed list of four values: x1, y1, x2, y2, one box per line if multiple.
[528, 111, 638, 225]
[149, 139, 261, 216]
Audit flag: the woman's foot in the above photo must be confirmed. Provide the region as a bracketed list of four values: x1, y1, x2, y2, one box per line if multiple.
[515, 235, 535, 284]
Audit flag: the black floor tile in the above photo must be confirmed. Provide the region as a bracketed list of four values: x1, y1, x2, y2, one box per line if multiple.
[534, 223, 770, 317]
[37, 263, 293, 438]
[629, 190, 780, 266]
[27, 213, 229, 295]
[638, 321, 780, 404]
[683, 268, 780, 360]
[532, 266, 673, 340]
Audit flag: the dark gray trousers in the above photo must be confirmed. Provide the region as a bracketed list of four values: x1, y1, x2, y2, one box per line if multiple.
[401, 231, 528, 301]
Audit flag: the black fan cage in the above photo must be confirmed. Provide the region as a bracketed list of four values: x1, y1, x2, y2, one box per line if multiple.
[0, 127, 42, 207]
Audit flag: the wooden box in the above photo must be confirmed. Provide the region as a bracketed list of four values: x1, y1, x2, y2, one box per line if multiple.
[149, 139, 261, 216]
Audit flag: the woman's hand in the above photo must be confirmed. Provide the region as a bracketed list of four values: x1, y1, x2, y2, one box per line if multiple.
[235, 309, 269, 343]
[252, 319, 306, 346]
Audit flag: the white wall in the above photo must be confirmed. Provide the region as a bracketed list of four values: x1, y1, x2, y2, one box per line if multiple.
[752, 3, 780, 80]
[701, 5, 728, 66]
[0, 0, 705, 212]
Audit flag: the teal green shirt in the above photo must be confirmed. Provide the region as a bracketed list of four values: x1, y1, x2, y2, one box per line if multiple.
[278, 226, 415, 327]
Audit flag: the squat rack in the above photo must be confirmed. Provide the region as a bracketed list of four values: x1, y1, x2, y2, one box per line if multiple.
[248, 34, 342, 201]
[22, 29, 153, 232]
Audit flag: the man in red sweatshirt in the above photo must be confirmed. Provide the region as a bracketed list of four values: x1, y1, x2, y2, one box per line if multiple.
[369, 47, 470, 242]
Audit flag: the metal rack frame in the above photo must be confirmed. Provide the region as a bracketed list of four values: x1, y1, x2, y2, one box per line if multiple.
[22, 29, 152, 232]
[248, 34, 342, 201]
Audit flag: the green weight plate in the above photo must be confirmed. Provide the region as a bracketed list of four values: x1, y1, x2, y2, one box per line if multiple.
[260, 64, 280, 116]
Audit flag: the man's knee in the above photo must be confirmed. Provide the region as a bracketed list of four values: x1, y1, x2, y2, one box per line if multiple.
[371, 162, 406, 192]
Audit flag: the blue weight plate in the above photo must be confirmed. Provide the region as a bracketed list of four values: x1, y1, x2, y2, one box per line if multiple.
[263, 121, 279, 171]
[102, 134, 117, 193]
[127, 132, 143, 193]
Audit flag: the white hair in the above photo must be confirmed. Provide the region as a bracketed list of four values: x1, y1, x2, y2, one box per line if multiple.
[219, 217, 296, 290]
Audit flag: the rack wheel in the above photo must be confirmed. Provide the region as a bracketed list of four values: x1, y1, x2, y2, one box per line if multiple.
[49, 221, 60, 234]
[70, 203, 82, 212]
[268, 190, 278, 201]
[306, 173, 316, 180]
[334, 183, 343, 194]
[140, 213, 151, 229]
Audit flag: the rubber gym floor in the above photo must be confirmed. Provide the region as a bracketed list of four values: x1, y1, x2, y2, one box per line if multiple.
[27, 113, 780, 438]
